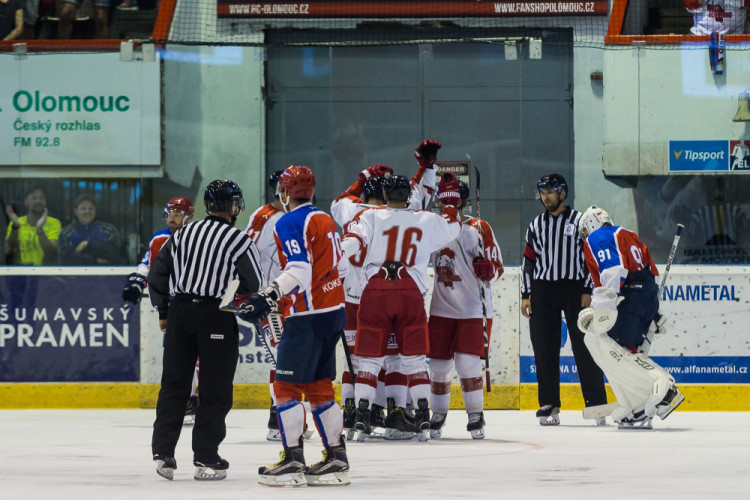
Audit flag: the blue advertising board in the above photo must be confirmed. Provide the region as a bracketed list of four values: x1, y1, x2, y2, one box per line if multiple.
[0, 275, 139, 382]
[669, 140, 729, 171]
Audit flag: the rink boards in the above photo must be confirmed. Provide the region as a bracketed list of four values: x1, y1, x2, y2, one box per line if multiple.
[0, 266, 748, 410]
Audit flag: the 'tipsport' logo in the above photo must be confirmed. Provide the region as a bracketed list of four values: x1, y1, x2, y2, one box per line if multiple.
[669, 141, 728, 171]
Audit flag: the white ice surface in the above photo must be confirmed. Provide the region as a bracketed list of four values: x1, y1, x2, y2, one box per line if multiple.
[1, 409, 748, 499]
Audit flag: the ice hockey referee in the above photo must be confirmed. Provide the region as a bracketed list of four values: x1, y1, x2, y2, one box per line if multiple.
[148, 179, 263, 481]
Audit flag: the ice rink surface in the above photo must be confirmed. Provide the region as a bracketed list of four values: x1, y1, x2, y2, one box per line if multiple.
[2, 408, 748, 499]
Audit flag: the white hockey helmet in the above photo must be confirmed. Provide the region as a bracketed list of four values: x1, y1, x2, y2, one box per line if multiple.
[579, 205, 612, 240]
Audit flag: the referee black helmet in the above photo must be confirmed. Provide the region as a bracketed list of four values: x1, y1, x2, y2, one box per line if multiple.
[382, 175, 411, 203]
[204, 179, 245, 213]
[537, 173, 568, 201]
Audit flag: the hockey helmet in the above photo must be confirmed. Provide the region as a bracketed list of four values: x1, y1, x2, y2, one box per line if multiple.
[164, 197, 194, 217]
[268, 170, 285, 196]
[363, 176, 386, 202]
[579, 205, 613, 240]
[278, 165, 316, 199]
[382, 175, 411, 204]
[537, 173, 568, 200]
[204, 179, 245, 213]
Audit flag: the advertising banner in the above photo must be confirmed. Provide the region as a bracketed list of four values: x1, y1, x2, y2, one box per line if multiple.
[0, 53, 160, 166]
[519, 267, 750, 384]
[0, 275, 140, 382]
[217, 1, 609, 18]
[668, 140, 729, 172]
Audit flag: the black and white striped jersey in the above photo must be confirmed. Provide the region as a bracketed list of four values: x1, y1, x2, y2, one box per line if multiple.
[148, 215, 263, 316]
[520, 206, 591, 298]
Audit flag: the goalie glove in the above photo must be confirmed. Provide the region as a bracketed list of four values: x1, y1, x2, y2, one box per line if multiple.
[414, 139, 442, 169]
[589, 287, 621, 335]
[238, 286, 280, 323]
[122, 272, 147, 304]
[577, 307, 596, 335]
[358, 164, 393, 184]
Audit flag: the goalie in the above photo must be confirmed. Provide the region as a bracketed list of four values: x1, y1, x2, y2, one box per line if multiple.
[576, 206, 684, 429]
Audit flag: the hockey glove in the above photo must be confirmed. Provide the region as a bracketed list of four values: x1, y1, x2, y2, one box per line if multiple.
[239, 288, 280, 323]
[437, 172, 461, 207]
[122, 272, 147, 304]
[414, 140, 442, 169]
[472, 257, 495, 281]
[590, 287, 621, 335]
[577, 307, 595, 334]
[649, 309, 668, 338]
[358, 164, 394, 183]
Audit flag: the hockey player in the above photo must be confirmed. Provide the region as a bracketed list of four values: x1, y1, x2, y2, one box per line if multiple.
[341, 174, 461, 441]
[428, 173, 504, 440]
[576, 206, 685, 429]
[122, 197, 201, 422]
[244, 170, 286, 440]
[330, 139, 440, 440]
[240, 165, 350, 487]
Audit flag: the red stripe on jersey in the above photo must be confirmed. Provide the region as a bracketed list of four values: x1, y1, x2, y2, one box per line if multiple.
[245, 203, 281, 243]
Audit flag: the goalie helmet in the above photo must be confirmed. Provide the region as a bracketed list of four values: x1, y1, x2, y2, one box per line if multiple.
[537, 173, 568, 200]
[579, 205, 612, 241]
[382, 175, 411, 204]
[363, 176, 386, 202]
[204, 179, 245, 213]
[164, 197, 194, 217]
[279, 165, 316, 199]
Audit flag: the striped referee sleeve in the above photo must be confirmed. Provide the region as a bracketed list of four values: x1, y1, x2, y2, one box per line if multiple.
[520, 207, 591, 298]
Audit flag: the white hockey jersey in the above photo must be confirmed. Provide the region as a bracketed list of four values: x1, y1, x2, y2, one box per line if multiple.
[429, 217, 504, 319]
[342, 206, 461, 295]
[244, 203, 284, 288]
[331, 168, 436, 303]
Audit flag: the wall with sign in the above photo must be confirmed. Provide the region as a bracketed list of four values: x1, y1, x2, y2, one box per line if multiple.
[0, 53, 160, 170]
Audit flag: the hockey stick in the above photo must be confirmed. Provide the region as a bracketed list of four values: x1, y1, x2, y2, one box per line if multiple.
[220, 279, 279, 365]
[340, 330, 356, 384]
[641, 223, 683, 355]
[474, 166, 492, 392]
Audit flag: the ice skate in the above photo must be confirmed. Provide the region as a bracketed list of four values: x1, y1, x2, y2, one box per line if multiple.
[183, 395, 198, 425]
[429, 412, 447, 439]
[384, 399, 417, 440]
[371, 403, 386, 429]
[267, 404, 282, 441]
[193, 458, 228, 480]
[342, 398, 356, 441]
[305, 437, 350, 487]
[258, 438, 307, 487]
[354, 399, 372, 442]
[153, 454, 176, 481]
[414, 398, 431, 441]
[617, 410, 653, 430]
[536, 405, 560, 426]
[467, 412, 485, 439]
[653, 385, 685, 421]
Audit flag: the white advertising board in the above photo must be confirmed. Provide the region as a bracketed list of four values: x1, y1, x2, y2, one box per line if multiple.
[0, 53, 160, 166]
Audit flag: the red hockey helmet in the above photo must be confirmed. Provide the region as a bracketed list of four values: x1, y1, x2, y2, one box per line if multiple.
[278, 165, 316, 199]
[165, 196, 194, 216]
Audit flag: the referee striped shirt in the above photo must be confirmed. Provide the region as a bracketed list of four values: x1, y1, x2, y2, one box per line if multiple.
[148, 215, 263, 317]
[520, 206, 591, 298]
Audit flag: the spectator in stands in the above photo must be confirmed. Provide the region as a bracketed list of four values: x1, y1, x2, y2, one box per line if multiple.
[59, 0, 109, 39]
[58, 193, 121, 265]
[5, 187, 62, 265]
[684, 0, 748, 34]
[0, 0, 23, 40]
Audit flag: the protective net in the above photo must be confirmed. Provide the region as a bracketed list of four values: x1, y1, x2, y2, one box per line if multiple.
[2, 0, 750, 51]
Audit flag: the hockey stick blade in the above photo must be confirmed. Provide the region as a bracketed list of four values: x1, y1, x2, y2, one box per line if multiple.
[218, 279, 241, 311]
[582, 402, 619, 420]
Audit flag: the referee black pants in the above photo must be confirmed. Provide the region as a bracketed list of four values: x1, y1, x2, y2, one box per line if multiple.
[529, 279, 607, 408]
[152, 296, 239, 463]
